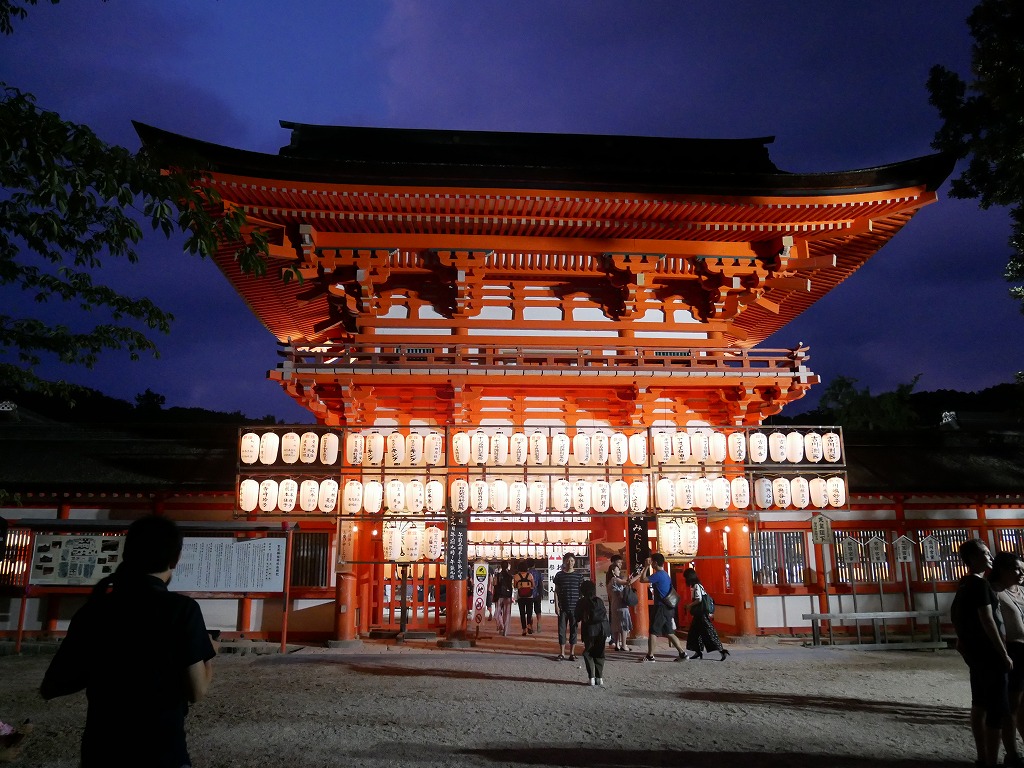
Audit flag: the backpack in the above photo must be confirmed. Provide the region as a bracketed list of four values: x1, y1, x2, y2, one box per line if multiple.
[515, 572, 533, 599]
[494, 570, 513, 598]
[701, 592, 715, 616]
[584, 595, 607, 625]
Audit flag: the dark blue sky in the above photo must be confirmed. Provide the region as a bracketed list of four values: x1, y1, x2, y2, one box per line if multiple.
[2, 1, 1018, 422]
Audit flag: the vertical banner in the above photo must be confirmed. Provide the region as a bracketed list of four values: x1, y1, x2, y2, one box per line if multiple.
[337, 519, 356, 573]
[628, 514, 653, 571]
[445, 512, 468, 581]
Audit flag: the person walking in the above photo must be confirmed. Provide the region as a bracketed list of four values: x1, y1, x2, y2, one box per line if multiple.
[606, 558, 639, 651]
[574, 580, 609, 686]
[639, 553, 688, 662]
[683, 568, 729, 661]
[514, 561, 536, 635]
[530, 558, 546, 633]
[491, 561, 513, 636]
[553, 552, 586, 660]
[990, 552, 1024, 766]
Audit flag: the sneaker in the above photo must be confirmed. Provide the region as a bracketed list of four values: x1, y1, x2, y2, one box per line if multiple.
[642, 654, 656, 662]
[674, 653, 688, 661]
[589, 678, 596, 686]
[596, 678, 604, 687]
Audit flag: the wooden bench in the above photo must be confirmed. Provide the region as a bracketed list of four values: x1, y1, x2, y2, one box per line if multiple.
[801, 610, 946, 651]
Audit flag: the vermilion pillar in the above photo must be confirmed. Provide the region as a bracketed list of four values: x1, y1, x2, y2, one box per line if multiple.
[729, 517, 756, 636]
[446, 580, 468, 638]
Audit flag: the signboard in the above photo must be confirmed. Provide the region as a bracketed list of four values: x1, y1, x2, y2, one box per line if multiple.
[172, 537, 287, 592]
[867, 536, 886, 564]
[445, 513, 469, 581]
[810, 514, 831, 545]
[840, 537, 861, 564]
[336, 519, 356, 573]
[472, 561, 488, 625]
[29, 534, 124, 586]
[921, 535, 941, 563]
[628, 514, 652, 570]
[894, 535, 916, 563]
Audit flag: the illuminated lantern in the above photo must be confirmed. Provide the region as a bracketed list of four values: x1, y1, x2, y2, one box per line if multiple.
[345, 433, 365, 465]
[804, 432, 823, 463]
[691, 431, 711, 463]
[366, 433, 385, 466]
[490, 432, 509, 465]
[572, 432, 592, 465]
[731, 477, 750, 509]
[772, 477, 791, 509]
[385, 479, 406, 512]
[470, 430, 489, 465]
[387, 432, 406, 466]
[661, 519, 682, 555]
[675, 478, 695, 509]
[681, 517, 700, 558]
[710, 432, 727, 464]
[653, 432, 673, 464]
[238, 478, 259, 512]
[768, 432, 787, 463]
[299, 431, 319, 464]
[528, 481, 548, 513]
[258, 479, 279, 512]
[790, 476, 810, 509]
[240, 432, 260, 464]
[317, 479, 338, 514]
[610, 432, 628, 466]
[809, 478, 829, 508]
[591, 432, 610, 465]
[424, 432, 444, 465]
[343, 480, 363, 515]
[489, 479, 509, 512]
[552, 479, 572, 512]
[712, 477, 731, 509]
[451, 432, 471, 465]
[610, 480, 630, 513]
[727, 432, 746, 462]
[405, 479, 425, 514]
[425, 479, 445, 513]
[694, 477, 714, 508]
[748, 432, 768, 463]
[320, 433, 340, 465]
[529, 431, 548, 465]
[573, 480, 592, 513]
[628, 432, 648, 466]
[426, 527, 444, 560]
[403, 527, 423, 560]
[299, 480, 320, 512]
[362, 481, 383, 514]
[754, 477, 774, 509]
[551, 432, 571, 466]
[407, 433, 424, 466]
[827, 477, 847, 507]
[450, 479, 470, 513]
[382, 526, 401, 561]
[277, 479, 298, 513]
[471, 480, 489, 512]
[785, 431, 804, 463]
[510, 433, 529, 465]
[259, 432, 279, 465]
[674, 431, 691, 463]
[629, 481, 649, 513]
[823, 432, 842, 463]
[509, 481, 528, 515]
[656, 478, 676, 510]
[280, 432, 300, 464]
[591, 480, 611, 513]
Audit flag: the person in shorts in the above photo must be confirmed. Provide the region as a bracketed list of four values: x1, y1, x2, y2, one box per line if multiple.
[639, 553, 687, 662]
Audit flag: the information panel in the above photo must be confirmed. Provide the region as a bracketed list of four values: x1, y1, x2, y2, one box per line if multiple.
[445, 513, 468, 581]
[172, 537, 287, 592]
[29, 534, 125, 586]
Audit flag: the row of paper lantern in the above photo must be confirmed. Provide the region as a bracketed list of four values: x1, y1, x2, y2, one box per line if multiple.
[239, 474, 848, 514]
[380, 525, 445, 561]
[241, 429, 843, 468]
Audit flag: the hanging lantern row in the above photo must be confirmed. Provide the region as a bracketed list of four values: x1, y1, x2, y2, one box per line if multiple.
[240, 428, 843, 468]
[380, 524, 445, 561]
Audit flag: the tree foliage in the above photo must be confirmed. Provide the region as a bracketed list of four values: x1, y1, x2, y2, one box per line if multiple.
[799, 375, 922, 431]
[928, 0, 1024, 309]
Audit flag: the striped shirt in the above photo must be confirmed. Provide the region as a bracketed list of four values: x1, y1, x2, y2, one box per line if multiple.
[553, 569, 586, 613]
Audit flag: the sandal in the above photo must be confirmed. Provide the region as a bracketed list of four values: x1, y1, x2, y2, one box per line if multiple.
[557, 654, 565, 661]
[569, 654, 577, 661]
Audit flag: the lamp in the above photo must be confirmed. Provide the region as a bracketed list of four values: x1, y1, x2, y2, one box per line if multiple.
[366, 432, 385, 466]
[610, 432, 628, 466]
[529, 431, 548, 465]
[424, 432, 444, 465]
[425, 479, 445, 513]
[823, 433, 842, 463]
[345, 432, 365, 465]
[238, 478, 259, 512]
[407, 432, 424, 466]
[591, 432, 610, 465]
[385, 479, 405, 513]
[489, 479, 509, 512]
[785, 431, 804, 463]
[363, 480, 383, 514]
[343, 480, 363, 514]
[240, 432, 260, 464]
[386, 432, 406, 466]
[490, 432, 509, 465]
[727, 432, 746, 462]
[299, 480, 320, 512]
[450, 478, 470, 513]
[426, 527, 443, 559]
[552, 432, 571, 466]
[451, 432, 471, 465]
[731, 477, 750, 509]
[317, 479, 338, 514]
[259, 479, 279, 512]
[277, 478, 298, 513]
[768, 433, 787, 463]
[405, 479, 425, 514]
[573, 432, 592, 465]
[748, 432, 768, 463]
[281, 432, 300, 464]
[259, 432, 280, 465]
[591, 480, 611, 513]
[628, 432, 648, 466]
[510, 433, 529, 466]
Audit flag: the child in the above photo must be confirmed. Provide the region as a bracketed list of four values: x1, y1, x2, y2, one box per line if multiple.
[574, 580, 610, 686]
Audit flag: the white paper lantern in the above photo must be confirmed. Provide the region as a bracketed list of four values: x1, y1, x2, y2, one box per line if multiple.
[731, 477, 750, 509]
[552, 479, 572, 512]
[653, 432, 673, 464]
[258, 432, 280, 465]
[591, 480, 611, 513]
[785, 431, 805, 463]
[403, 527, 423, 560]
[407, 433, 424, 466]
[345, 433, 365, 465]
[661, 518, 682, 555]
[768, 433, 788, 463]
[529, 431, 548, 465]
[528, 481, 548, 513]
[712, 477, 731, 509]
[573, 432, 592, 465]
[804, 432, 823, 463]
[471, 480, 489, 511]
[510, 433, 529, 465]
[405, 479, 425, 514]
[591, 432, 610, 465]
[238, 478, 259, 511]
[772, 477, 791, 509]
[610, 480, 630, 513]
[509, 481, 528, 515]
[674, 431, 691, 463]
[629, 480, 649, 513]
[424, 432, 444, 465]
[385, 479, 406, 512]
[710, 432, 727, 464]
[790, 476, 810, 509]
[551, 432, 571, 466]
[490, 433, 509, 465]
[425, 479, 445, 513]
[470, 430, 489, 465]
[277, 478, 298, 513]
[489, 479, 509, 512]
[823, 432, 842, 463]
[628, 432, 648, 466]
[694, 477, 714, 508]
[280, 432, 300, 464]
[450, 432, 470, 465]
[827, 476, 847, 507]
[362, 480, 384, 514]
[343, 480, 363, 515]
[366, 433, 385, 466]
[748, 432, 768, 463]
[317, 479, 339, 514]
[691, 432, 711, 463]
[382, 526, 401, 560]
[240, 432, 260, 464]
[656, 478, 676, 510]
[727, 432, 746, 463]
[754, 477, 774, 509]
[450, 479, 470, 513]
[258, 479, 279, 511]
[675, 478, 695, 509]
[426, 527, 444, 560]
[319, 433, 340, 465]
[297, 431, 318, 464]
[809, 478, 829, 509]
[299, 480, 320, 512]
[572, 480, 592, 513]
[610, 432, 629, 466]
[385, 433, 406, 466]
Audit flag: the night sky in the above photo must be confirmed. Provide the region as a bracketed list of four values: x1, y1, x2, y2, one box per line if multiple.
[2, 1, 1018, 423]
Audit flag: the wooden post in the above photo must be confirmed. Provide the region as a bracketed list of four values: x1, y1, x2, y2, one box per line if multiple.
[334, 572, 357, 641]
[729, 517, 757, 637]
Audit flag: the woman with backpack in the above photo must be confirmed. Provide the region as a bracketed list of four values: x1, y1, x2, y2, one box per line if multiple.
[574, 579, 610, 686]
[683, 568, 729, 661]
[491, 561, 514, 636]
[513, 561, 536, 635]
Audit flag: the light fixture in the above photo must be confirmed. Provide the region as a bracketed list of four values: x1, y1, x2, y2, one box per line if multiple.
[723, 525, 731, 533]
[741, 524, 749, 533]
[704, 524, 712, 533]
